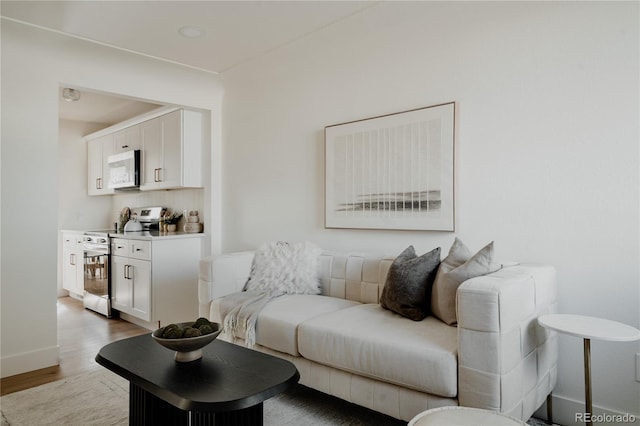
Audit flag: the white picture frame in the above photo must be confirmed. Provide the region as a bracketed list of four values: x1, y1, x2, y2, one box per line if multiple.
[325, 102, 455, 231]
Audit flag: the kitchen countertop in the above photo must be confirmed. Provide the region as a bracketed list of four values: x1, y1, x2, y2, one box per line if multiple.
[110, 230, 206, 240]
[60, 228, 206, 241]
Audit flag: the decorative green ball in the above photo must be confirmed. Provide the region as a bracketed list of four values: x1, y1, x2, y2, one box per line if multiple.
[160, 324, 179, 337]
[183, 327, 202, 338]
[198, 324, 214, 335]
[192, 317, 211, 329]
[162, 326, 184, 339]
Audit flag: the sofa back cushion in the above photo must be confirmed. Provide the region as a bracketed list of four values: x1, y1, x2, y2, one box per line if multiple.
[317, 252, 396, 303]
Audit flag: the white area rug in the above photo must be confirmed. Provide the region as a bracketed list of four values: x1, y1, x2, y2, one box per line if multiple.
[1, 369, 553, 426]
[1, 370, 129, 426]
[0, 368, 404, 426]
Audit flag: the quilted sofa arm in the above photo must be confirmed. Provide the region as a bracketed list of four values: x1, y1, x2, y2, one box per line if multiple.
[198, 252, 255, 317]
[456, 264, 558, 420]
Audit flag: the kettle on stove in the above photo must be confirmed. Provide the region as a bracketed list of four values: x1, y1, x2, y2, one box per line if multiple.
[123, 216, 143, 232]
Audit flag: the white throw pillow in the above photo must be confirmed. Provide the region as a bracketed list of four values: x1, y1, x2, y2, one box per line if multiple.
[244, 241, 323, 295]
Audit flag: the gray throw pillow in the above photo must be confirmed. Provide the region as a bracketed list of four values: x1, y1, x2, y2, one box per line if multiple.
[431, 238, 494, 326]
[380, 246, 441, 321]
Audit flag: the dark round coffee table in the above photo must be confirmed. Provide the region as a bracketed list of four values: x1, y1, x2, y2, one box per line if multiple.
[96, 334, 300, 425]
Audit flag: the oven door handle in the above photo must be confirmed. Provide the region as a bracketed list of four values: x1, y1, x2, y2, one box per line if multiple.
[84, 249, 109, 257]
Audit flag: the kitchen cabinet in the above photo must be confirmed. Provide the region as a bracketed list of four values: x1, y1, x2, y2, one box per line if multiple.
[111, 236, 201, 326]
[112, 239, 152, 321]
[113, 125, 141, 153]
[85, 107, 203, 195]
[140, 109, 203, 191]
[112, 251, 152, 321]
[87, 134, 115, 196]
[62, 231, 84, 296]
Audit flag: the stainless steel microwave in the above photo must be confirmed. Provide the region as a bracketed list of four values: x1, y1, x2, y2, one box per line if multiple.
[107, 150, 140, 190]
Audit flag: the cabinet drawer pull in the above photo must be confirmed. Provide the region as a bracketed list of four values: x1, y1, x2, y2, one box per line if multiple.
[70, 254, 76, 266]
[96, 177, 102, 190]
[122, 145, 129, 149]
[154, 168, 162, 182]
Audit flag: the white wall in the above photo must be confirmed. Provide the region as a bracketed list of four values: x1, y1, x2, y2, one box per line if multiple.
[221, 1, 639, 423]
[0, 20, 223, 377]
[58, 120, 113, 230]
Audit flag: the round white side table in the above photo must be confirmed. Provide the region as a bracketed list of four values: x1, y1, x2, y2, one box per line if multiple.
[538, 314, 640, 426]
[408, 406, 527, 426]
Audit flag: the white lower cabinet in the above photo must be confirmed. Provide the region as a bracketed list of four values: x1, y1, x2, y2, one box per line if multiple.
[62, 232, 84, 296]
[112, 255, 151, 321]
[111, 237, 201, 326]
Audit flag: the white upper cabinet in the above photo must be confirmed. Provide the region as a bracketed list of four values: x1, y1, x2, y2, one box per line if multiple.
[141, 109, 202, 190]
[113, 125, 141, 153]
[87, 134, 115, 196]
[85, 107, 203, 195]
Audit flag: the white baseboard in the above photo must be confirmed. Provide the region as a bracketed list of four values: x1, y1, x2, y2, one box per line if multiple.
[118, 312, 158, 331]
[535, 394, 639, 426]
[0, 345, 60, 379]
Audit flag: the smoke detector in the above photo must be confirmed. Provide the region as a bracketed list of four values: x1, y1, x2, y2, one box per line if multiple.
[62, 88, 81, 102]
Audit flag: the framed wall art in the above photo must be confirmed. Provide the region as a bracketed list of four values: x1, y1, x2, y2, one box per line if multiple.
[325, 102, 455, 231]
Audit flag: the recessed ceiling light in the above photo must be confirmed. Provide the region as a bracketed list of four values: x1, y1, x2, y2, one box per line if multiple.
[178, 25, 205, 39]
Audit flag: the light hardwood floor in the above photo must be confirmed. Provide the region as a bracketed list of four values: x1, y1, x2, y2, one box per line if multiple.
[0, 297, 148, 396]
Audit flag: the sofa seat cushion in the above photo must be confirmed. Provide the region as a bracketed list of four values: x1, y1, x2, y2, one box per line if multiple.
[298, 304, 458, 397]
[212, 294, 359, 356]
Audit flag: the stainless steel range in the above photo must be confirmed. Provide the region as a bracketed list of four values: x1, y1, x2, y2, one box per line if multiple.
[82, 230, 113, 318]
[130, 206, 167, 230]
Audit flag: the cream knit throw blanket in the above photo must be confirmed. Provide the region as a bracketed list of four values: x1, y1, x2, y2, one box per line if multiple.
[221, 241, 323, 347]
[220, 291, 282, 347]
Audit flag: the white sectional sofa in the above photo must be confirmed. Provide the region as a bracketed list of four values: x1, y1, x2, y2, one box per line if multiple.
[198, 250, 558, 422]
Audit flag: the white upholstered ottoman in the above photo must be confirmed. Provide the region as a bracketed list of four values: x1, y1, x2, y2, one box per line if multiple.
[408, 406, 528, 426]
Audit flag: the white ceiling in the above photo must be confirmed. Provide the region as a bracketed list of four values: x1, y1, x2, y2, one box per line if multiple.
[58, 88, 162, 125]
[3, 1, 377, 124]
[1, 0, 377, 74]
